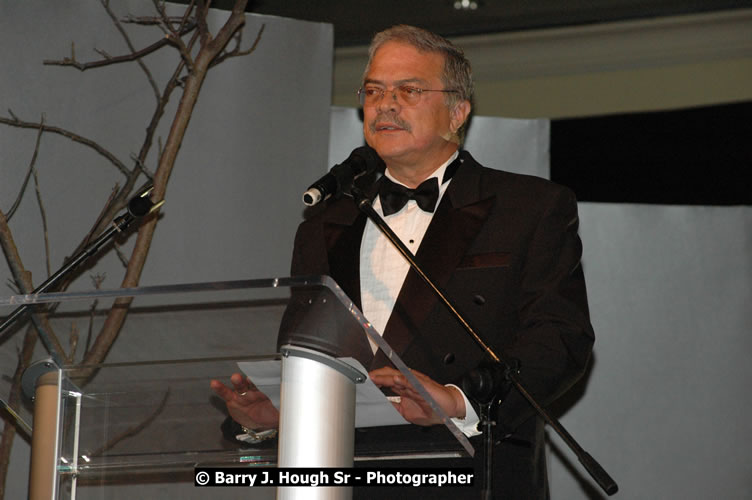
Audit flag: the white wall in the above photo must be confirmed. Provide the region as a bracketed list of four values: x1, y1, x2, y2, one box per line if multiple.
[552, 203, 752, 499]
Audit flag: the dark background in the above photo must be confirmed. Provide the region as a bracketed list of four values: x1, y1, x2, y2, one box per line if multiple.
[551, 101, 752, 205]
[193, 0, 752, 47]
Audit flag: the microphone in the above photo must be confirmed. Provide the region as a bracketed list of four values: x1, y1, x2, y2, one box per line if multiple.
[127, 185, 156, 217]
[125, 184, 164, 218]
[302, 146, 382, 206]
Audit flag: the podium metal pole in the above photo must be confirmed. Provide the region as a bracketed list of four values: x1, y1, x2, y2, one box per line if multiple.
[277, 345, 366, 500]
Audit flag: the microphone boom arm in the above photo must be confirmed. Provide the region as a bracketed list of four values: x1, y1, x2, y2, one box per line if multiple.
[0, 185, 163, 364]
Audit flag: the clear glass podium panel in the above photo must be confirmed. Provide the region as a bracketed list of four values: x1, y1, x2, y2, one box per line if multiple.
[2, 276, 472, 499]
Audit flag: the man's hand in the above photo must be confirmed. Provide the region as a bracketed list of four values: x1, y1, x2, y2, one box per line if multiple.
[369, 367, 466, 426]
[210, 373, 279, 431]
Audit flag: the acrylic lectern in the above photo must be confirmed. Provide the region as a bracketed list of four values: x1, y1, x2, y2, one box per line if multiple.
[4, 276, 473, 499]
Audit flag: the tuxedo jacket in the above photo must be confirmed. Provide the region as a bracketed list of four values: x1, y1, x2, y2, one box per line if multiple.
[282, 150, 594, 498]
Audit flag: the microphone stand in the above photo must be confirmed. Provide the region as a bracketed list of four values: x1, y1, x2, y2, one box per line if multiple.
[0, 185, 163, 365]
[350, 186, 618, 497]
[479, 401, 494, 500]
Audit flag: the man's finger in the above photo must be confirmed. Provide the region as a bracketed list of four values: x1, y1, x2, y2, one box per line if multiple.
[210, 380, 236, 402]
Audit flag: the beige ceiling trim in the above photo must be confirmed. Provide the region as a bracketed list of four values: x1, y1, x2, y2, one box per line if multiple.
[333, 8, 752, 96]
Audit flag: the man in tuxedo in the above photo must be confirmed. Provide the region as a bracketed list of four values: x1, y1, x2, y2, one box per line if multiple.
[212, 24, 594, 499]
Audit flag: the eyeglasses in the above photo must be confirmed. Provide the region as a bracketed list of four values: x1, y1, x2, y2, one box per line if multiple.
[357, 85, 459, 107]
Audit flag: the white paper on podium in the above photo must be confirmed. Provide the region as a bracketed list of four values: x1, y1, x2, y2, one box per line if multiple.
[237, 358, 408, 428]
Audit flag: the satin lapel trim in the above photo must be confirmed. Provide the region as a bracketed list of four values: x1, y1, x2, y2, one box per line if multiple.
[323, 205, 365, 310]
[374, 178, 495, 366]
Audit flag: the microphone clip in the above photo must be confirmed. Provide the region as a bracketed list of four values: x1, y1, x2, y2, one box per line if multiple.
[462, 359, 520, 405]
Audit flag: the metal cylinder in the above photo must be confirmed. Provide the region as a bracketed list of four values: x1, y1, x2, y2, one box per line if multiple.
[277, 346, 362, 500]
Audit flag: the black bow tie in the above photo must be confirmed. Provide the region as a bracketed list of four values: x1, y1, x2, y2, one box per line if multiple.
[379, 177, 439, 216]
[377, 155, 463, 216]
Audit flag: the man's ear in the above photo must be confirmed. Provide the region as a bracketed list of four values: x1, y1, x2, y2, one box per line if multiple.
[450, 100, 472, 134]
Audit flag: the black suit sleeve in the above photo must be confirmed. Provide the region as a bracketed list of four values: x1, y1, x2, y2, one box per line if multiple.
[495, 186, 594, 435]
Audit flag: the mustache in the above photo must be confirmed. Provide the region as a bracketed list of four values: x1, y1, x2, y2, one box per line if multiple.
[368, 113, 412, 133]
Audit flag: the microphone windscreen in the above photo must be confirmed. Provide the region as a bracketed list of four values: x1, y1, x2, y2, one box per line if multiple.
[128, 196, 154, 217]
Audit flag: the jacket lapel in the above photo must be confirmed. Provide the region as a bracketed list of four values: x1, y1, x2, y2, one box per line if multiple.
[324, 216, 365, 309]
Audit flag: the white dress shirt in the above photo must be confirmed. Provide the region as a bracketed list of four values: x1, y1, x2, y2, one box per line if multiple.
[359, 151, 481, 436]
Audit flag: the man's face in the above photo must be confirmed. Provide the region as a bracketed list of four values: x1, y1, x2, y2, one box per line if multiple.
[362, 41, 466, 175]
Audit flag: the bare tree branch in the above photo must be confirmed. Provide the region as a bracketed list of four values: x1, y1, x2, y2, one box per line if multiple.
[130, 155, 155, 179]
[43, 23, 197, 72]
[0, 114, 130, 177]
[32, 165, 51, 278]
[124, 16, 186, 27]
[81, 0, 251, 369]
[166, 32, 196, 72]
[68, 322, 80, 365]
[51, 59, 190, 291]
[4, 116, 45, 220]
[94, 48, 112, 60]
[210, 23, 265, 68]
[66, 26, 200, 258]
[112, 242, 129, 268]
[175, 1, 198, 33]
[100, 0, 161, 102]
[4, 279, 19, 295]
[150, 0, 193, 40]
[0, 209, 67, 357]
[196, 0, 212, 46]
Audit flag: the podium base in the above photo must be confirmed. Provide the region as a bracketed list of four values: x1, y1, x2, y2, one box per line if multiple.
[278, 345, 364, 500]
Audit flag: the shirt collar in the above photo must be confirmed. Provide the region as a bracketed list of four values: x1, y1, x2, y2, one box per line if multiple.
[383, 151, 459, 188]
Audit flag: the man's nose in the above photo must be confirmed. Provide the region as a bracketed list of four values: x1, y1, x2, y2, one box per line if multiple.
[376, 89, 401, 112]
